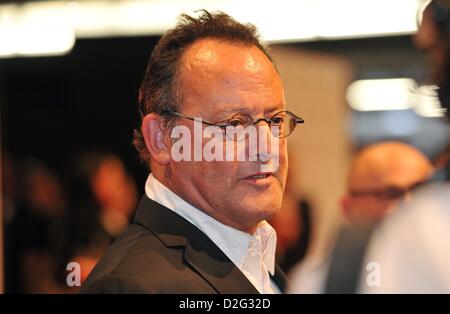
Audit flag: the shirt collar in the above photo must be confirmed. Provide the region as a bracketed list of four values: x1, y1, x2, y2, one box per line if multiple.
[145, 173, 277, 275]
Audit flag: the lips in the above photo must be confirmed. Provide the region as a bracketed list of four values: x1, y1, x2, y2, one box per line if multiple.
[240, 171, 276, 190]
[243, 172, 273, 180]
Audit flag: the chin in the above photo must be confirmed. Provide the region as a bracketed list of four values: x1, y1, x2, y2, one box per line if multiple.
[241, 197, 282, 223]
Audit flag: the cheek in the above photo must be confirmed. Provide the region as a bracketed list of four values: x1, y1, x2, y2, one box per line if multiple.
[277, 144, 288, 183]
[189, 160, 240, 191]
[348, 198, 374, 212]
[352, 198, 390, 216]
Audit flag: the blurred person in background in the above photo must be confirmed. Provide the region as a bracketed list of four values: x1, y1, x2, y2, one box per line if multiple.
[415, 0, 450, 112]
[320, 0, 450, 294]
[2, 151, 17, 229]
[341, 141, 432, 224]
[65, 152, 138, 287]
[288, 141, 433, 293]
[2, 151, 19, 293]
[356, 0, 450, 293]
[415, 0, 450, 180]
[9, 158, 68, 293]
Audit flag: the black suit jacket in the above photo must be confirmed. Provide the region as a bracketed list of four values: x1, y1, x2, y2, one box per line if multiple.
[80, 195, 287, 293]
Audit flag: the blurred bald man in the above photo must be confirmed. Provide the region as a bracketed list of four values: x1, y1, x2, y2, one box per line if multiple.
[288, 141, 433, 293]
[341, 141, 433, 224]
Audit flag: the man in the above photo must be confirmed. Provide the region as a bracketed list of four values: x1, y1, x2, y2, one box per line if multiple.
[357, 0, 450, 293]
[81, 11, 304, 293]
[316, 0, 450, 294]
[341, 141, 432, 223]
[288, 141, 433, 293]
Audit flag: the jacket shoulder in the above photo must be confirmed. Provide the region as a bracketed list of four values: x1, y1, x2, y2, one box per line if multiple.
[80, 222, 215, 293]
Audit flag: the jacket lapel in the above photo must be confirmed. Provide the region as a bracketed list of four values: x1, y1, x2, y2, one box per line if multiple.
[183, 224, 260, 294]
[133, 195, 259, 294]
[270, 263, 289, 293]
[133, 195, 189, 247]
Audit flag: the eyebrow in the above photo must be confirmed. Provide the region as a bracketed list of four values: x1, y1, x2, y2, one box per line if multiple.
[216, 104, 286, 117]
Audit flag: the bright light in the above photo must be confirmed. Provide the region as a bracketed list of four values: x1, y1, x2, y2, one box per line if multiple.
[68, 0, 241, 38]
[0, 0, 428, 58]
[417, 0, 432, 26]
[67, 0, 425, 42]
[0, 5, 17, 57]
[347, 78, 446, 117]
[347, 78, 417, 111]
[240, 0, 425, 42]
[0, 1, 75, 57]
[414, 85, 447, 117]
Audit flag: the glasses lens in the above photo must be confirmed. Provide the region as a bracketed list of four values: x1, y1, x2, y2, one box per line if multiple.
[225, 114, 253, 141]
[270, 111, 296, 138]
[223, 112, 301, 140]
[381, 187, 406, 200]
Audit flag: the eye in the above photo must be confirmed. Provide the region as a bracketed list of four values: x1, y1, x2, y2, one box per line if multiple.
[270, 115, 285, 125]
[227, 119, 244, 127]
[226, 114, 249, 127]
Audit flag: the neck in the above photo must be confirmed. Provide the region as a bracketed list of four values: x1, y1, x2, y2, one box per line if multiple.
[152, 171, 258, 234]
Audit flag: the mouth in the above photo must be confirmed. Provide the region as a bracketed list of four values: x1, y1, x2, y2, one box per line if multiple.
[241, 172, 274, 187]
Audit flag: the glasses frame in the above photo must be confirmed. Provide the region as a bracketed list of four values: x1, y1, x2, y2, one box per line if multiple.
[349, 180, 427, 201]
[162, 109, 305, 140]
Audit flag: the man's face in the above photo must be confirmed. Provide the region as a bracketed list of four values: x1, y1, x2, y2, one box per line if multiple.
[342, 178, 405, 223]
[165, 39, 288, 233]
[341, 149, 431, 223]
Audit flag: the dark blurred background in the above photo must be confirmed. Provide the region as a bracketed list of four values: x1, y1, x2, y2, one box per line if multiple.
[1, 35, 161, 293]
[0, 36, 159, 186]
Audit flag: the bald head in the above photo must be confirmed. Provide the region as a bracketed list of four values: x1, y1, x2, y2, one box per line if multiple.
[348, 142, 432, 191]
[342, 141, 433, 223]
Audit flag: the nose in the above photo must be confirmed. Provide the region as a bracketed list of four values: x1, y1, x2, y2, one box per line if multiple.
[255, 124, 277, 163]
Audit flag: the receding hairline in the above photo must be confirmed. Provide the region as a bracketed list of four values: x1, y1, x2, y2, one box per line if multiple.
[178, 37, 277, 75]
[174, 37, 280, 106]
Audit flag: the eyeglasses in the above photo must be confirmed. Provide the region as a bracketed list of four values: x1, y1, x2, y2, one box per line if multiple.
[162, 109, 304, 141]
[349, 180, 427, 201]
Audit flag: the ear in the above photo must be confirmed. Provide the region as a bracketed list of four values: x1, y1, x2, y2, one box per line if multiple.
[141, 113, 171, 165]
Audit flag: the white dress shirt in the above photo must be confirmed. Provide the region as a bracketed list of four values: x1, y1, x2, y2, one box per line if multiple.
[145, 173, 279, 294]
